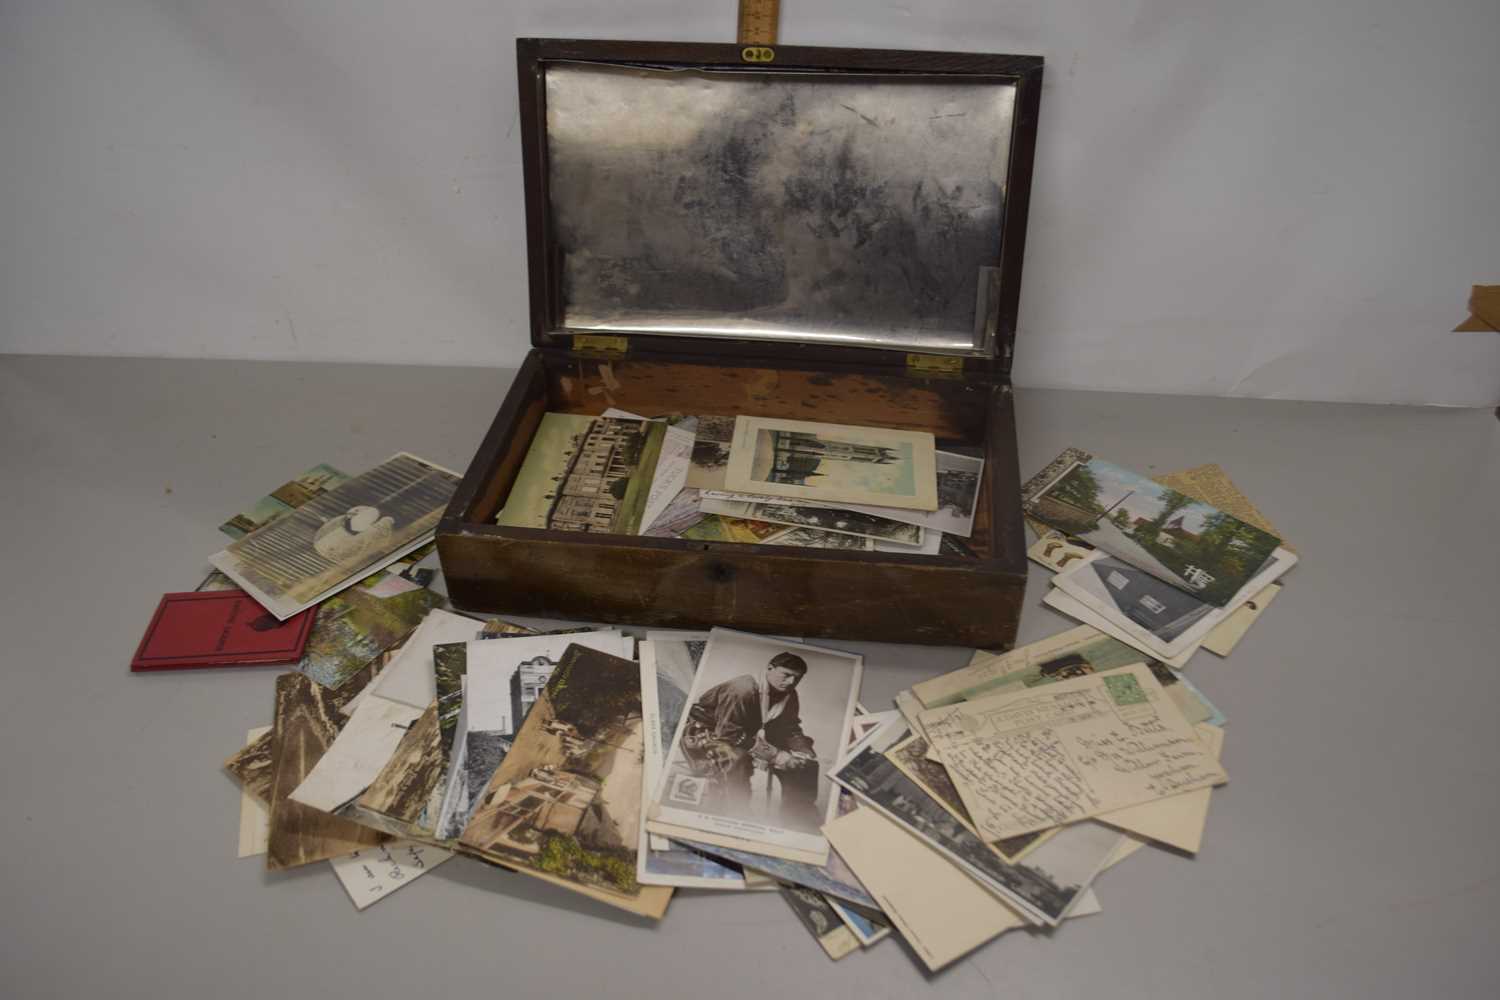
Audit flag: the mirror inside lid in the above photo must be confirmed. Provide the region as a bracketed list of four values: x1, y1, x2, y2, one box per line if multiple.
[543, 61, 1018, 356]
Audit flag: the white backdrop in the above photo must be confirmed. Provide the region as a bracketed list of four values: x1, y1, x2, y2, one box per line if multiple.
[2, 1, 1497, 406]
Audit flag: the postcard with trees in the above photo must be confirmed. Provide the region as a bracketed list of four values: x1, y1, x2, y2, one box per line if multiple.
[1026, 456, 1280, 606]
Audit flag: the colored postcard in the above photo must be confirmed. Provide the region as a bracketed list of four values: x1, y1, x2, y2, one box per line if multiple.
[220, 463, 350, 539]
[1051, 546, 1297, 658]
[680, 514, 789, 545]
[495, 413, 667, 535]
[918, 663, 1228, 839]
[210, 453, 460, 619]
[723, 416, 938, 511]
[648, 629, 863, 866]
[1023, 451, 1281, 606]
[296, 582, 444, 689]
[459, 644, 673, 919]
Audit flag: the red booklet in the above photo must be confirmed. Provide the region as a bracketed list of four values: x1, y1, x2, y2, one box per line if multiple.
[130, 590, 315, 672]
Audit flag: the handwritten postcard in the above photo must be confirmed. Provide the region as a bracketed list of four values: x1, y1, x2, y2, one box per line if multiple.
[919, 663, 1227, 840]
[329, 840, 452, 911]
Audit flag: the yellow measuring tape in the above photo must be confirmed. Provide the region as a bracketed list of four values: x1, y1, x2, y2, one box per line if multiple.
[738, 0, 780, 61]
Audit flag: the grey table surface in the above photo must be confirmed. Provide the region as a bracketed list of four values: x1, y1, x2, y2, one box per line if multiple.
[2, 355, 1497, 999]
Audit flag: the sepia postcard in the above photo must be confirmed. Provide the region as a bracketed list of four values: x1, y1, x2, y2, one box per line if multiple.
[830, 738, 1116, 927]
[919, 663, 1228, 840]
[435, 630, 631, 843]
[235, 726, 272, 858]
[210, 453, 460, 620]
[1052, 546, 1297, 659]
[780, 885, 860, 960]
[648, 629, 863, 866]
[723, 416, 938, 511]
[637, 639, 748, 889]
[699, 497, 924, 546]
[495, 413, 667, 535]
[459, 644, 673, 919]
[219, 463, 351, 539]
[1024, 451, 1281, 607]
[764, 526, 874, 551]
[351, 702, 444, 839]
[289, 693, 425, 814]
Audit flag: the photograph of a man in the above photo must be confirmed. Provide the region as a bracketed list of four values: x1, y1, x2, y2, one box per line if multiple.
[654, 629, 863, 857]
[683, 651, 821, 827]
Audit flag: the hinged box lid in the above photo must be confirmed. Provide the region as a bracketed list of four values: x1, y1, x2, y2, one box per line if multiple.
[517, 39, 1043, 376]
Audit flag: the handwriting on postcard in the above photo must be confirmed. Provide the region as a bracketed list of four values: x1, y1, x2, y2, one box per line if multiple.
[919, 664, 1226, 840]
[330, 840, 452, 910]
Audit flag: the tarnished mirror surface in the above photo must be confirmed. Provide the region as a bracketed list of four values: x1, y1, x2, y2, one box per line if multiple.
[544, 63, 1017, 355]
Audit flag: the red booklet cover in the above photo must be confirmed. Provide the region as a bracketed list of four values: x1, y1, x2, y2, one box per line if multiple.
[131, 590, 315, 672]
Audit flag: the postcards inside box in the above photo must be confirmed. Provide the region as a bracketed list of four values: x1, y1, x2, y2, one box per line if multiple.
[437, 349, 1026, 648]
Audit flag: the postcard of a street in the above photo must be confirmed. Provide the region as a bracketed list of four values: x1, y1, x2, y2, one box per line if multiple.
[648, 629, 863, 866]
[723, 416, 938, 511]
[495, 413, 667, 535]
[458, 644, 672, 919]
[210, 453, 460, 620]
[1024, 452, 1281, 606]
[919, 664, 1228, 840]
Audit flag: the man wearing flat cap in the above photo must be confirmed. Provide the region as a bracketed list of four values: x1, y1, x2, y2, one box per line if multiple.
[683, 650, 821, 827]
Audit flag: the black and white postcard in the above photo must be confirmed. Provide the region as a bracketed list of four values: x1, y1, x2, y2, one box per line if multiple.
[699, 497, 925, 546]
[210, 452, 460, 619]
[648, 629, 862, 866]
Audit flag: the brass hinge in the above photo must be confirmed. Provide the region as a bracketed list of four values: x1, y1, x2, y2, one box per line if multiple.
[905, 353, 965, 377]
[572, 334, 628, 356]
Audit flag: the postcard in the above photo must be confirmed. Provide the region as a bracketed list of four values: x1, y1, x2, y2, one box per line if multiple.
[351, 703, 444, 838]
[831, 736, 1118, 926]
[369, 609, 487, 710]
[329, 840, 452, 911]
[236, 726, 272, 858]
[220, 463, 350, 539]
[1042, 590, 1196, 669]
[495, 413, 667, 535]
[884, 732, 1051, 862]
[1202, 581, 1282, 656]
[131, 590, 315, 672]
[296, 582, 444, 690]
[825, 895, 892, 947]
[1097, 722, 1224, 853]
[225, 729, 274, 804]
[918, 624, 1221, 727]
[210, 453, 460, 620]
[459, 644, 673, 919]
[780, 885, 860, 960]
[648, 629, 863, 866]
[1052, 546, 1297, 659]
[680, 514, 788, 545]
[919, 663, 1228, 839]
[764, 526, 874, 551]
[637, 639, 748, 889]
[641, 419, 696, 535]
[265, 673, 386, 871]
[699, 498, 924, 546]
[707, 448, 982, 538]
[723, 416, 938, 511]
[288, 694, 425, 814]
[1154, 462, 1294, 554]
[1024, 451, 1281, 607]
[823, 806, 1023, 971]
[686, 414, 737, 491]
[438, 631, 631, 843]
[1027, 528, 1095, 573]
[642, 487, 708, 538]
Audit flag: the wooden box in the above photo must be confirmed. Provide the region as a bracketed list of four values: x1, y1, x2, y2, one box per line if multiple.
[437, 38, 1043, 648]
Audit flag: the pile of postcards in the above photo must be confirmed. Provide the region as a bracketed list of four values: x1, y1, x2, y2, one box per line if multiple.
[134, 421, 1291, 972]
[496, 409, 985, 555]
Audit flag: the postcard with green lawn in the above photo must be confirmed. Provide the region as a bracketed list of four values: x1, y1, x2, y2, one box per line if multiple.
[495, 413, 668, 535]
[1023, 449, 1281, 607]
